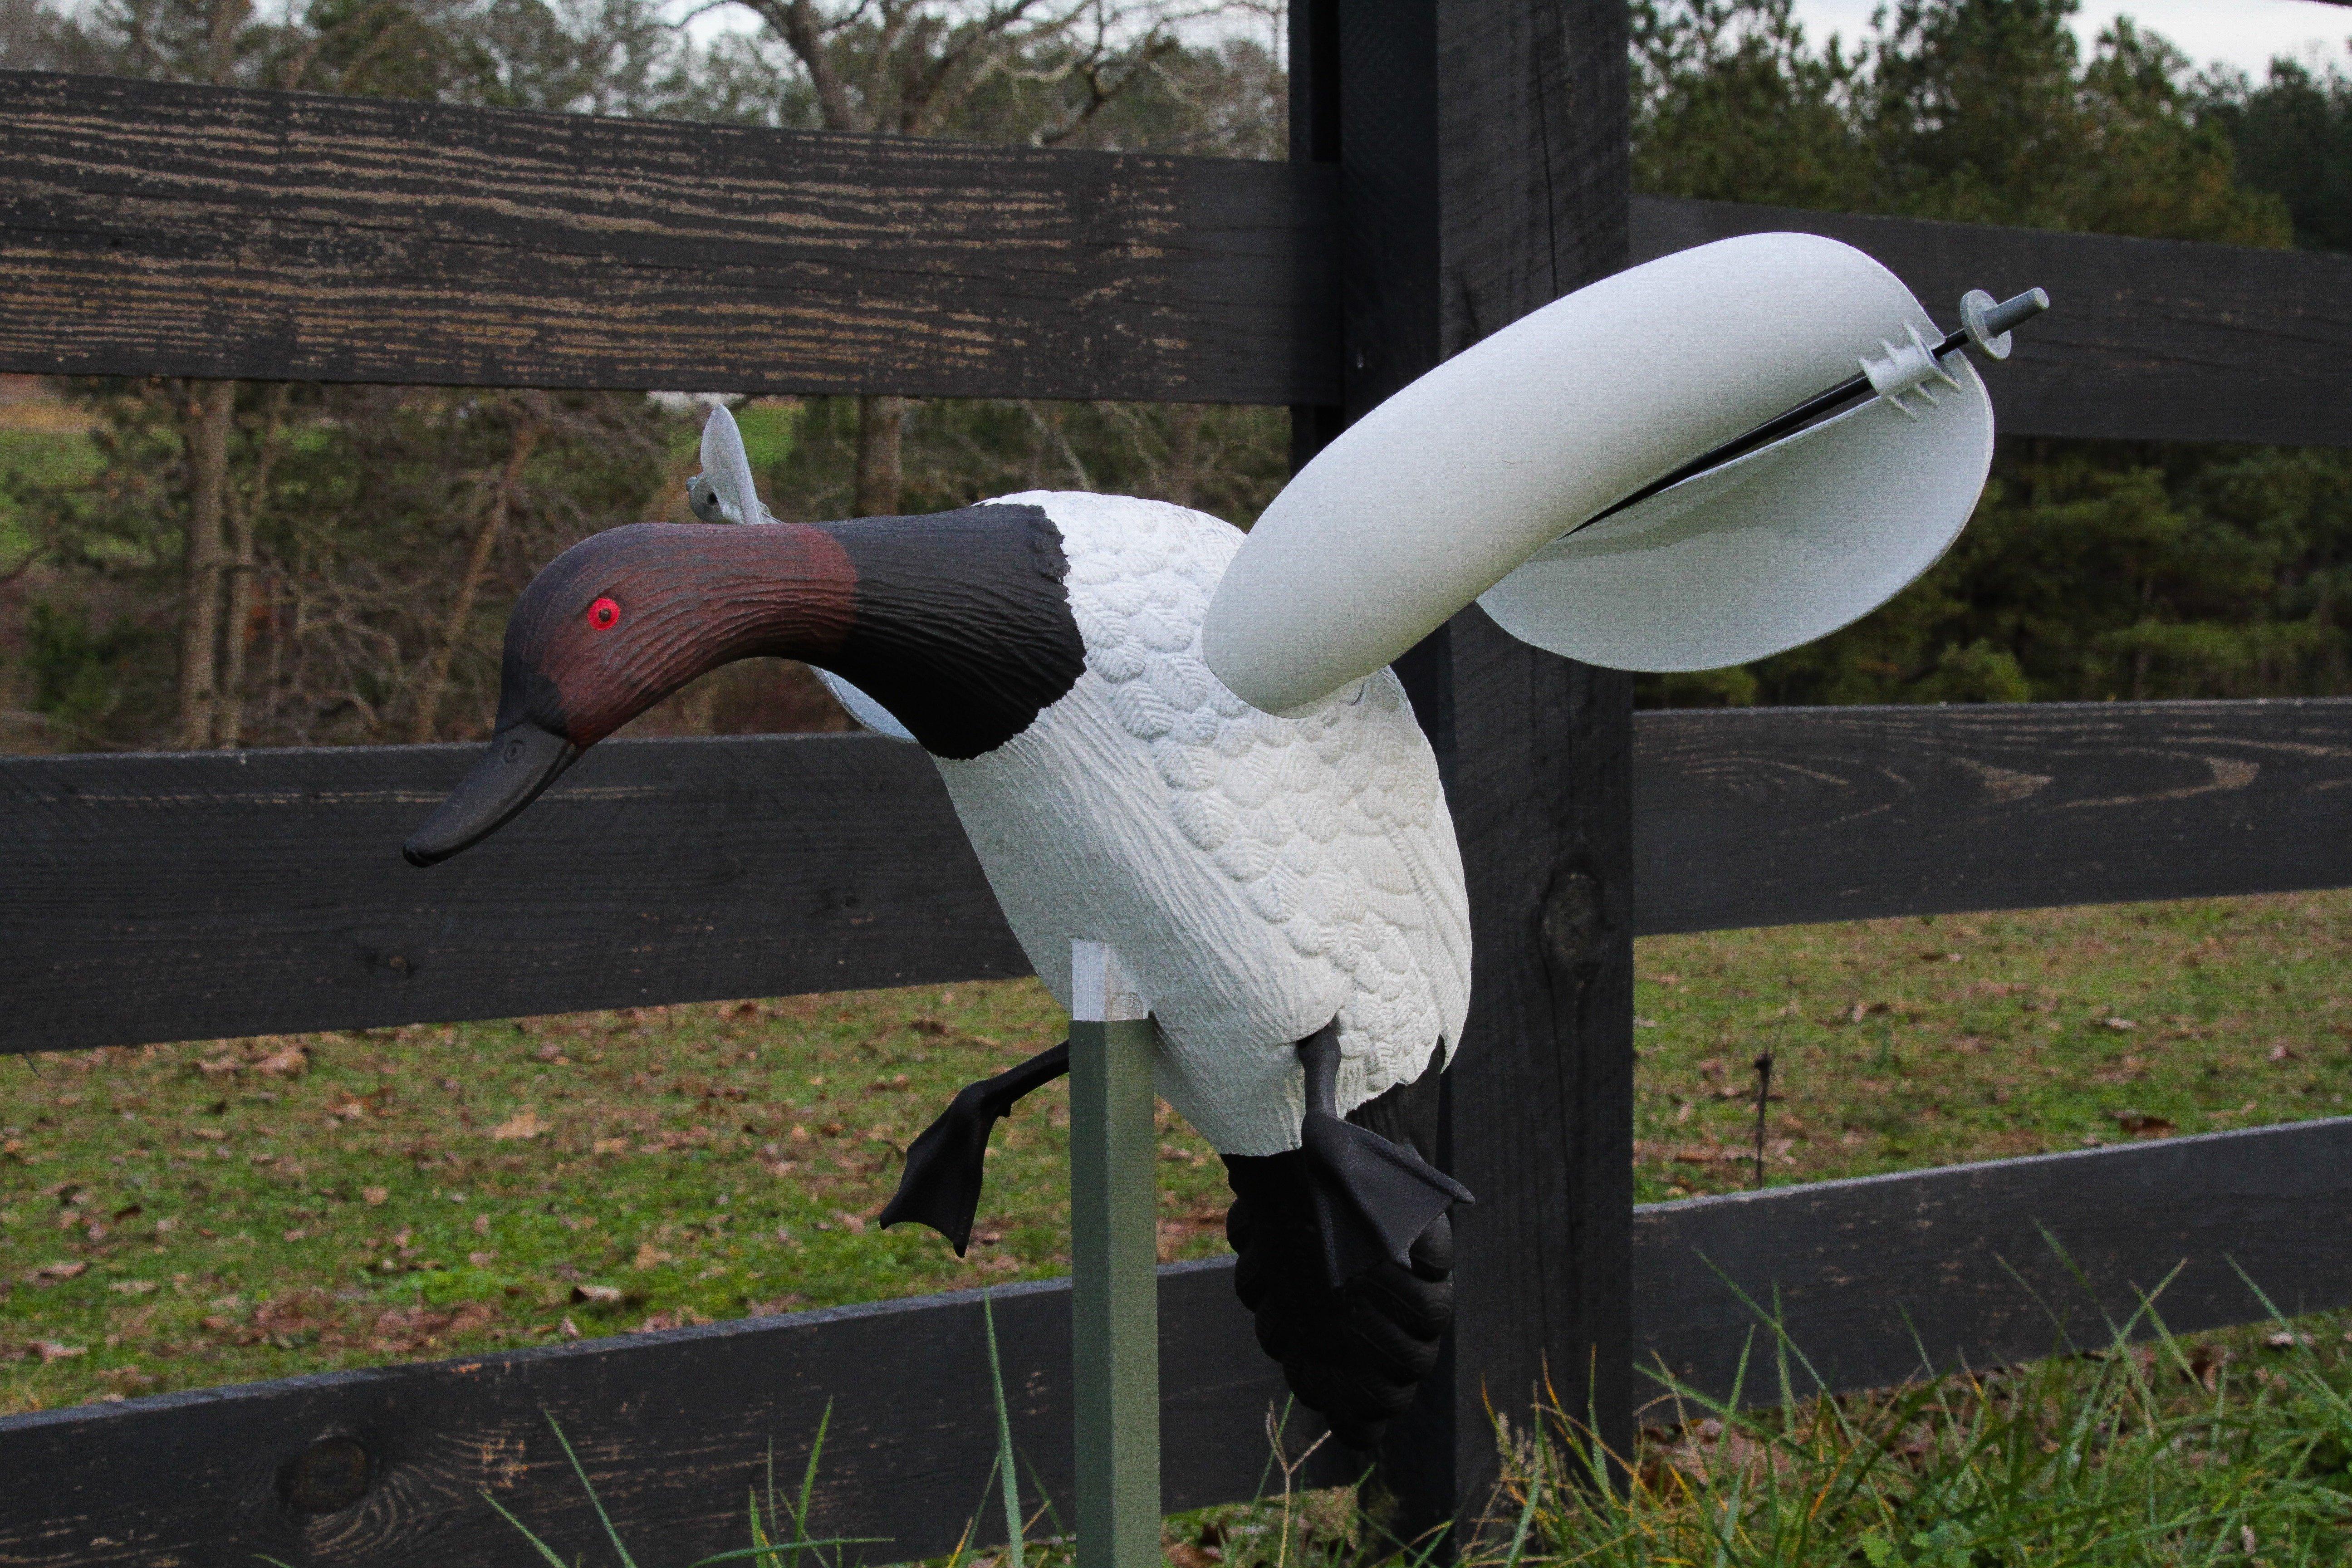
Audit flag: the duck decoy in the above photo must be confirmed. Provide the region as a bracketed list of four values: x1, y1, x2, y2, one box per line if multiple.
[405, 233, 2046, 1451]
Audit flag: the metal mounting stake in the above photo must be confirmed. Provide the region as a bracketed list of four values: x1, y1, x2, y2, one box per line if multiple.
[1068, 940, 1158, 1568]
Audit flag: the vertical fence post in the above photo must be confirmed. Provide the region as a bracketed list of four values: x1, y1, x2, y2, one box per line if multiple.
[1068, 941, 1160, 1568]
[1294, 0, 1636, 1547]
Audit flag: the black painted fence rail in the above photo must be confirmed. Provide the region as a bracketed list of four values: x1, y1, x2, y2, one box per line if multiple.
[0, 69, 1342, 405]
[8, 697, 2350, 1056]
[3, 70, 2348, 448]
[4, 1117, 2342, 1568]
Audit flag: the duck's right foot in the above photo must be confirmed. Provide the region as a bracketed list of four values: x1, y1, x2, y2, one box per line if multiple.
[1225, 1035, 1465, 1453]
[1294, 1027, 1473, 1289]
[877, 1039, 1068, 1254]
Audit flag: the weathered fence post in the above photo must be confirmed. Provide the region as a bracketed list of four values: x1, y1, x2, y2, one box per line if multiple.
[1291, 0, 1636, 1545]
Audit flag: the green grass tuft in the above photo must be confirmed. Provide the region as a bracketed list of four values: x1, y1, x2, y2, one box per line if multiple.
[1473, 1298, 2352, 1567]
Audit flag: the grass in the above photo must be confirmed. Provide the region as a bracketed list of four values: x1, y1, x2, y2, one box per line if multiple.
[0, 980, 1234, 1413]
[1485, 1291, 2352, 1566]
[1628, 892, 2352, 1202]
[3, 891, 2347, 1417]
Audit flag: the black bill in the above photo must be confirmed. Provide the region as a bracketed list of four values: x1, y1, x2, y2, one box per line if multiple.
[402, 718, 580, 867]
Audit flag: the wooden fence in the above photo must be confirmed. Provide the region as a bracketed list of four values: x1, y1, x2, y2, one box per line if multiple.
[5, 0, 2352, 1560]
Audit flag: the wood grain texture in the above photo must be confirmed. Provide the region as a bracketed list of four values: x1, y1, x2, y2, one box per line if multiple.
[1310, 0, 1455, 1524]
[1634, 1118, 2352, 1406]
[10, 701, 2352, 1056]
[1633, 698, 2352, 935]
[6, 1120, 2342, 1564]
[0, 733, 1027, 1055]
[0, 69, 1339, 403]
[0, 1259, 1346, 1568]
[2, 75, 2332, 441]
[1632, 195, 2352, 448]
[1426, 0, 1637, 1536]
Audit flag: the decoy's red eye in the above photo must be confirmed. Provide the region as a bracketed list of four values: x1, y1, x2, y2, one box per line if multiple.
[587, 597, 621, 631]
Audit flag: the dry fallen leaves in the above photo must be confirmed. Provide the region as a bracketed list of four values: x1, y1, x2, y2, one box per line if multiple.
[490, 1108, 544, 1141]
[253, 1043, 310, 1077]
[571, 1284, 623, 1304]
[632, 1244, 672, 1271]
[636, 1307, 711, 1333]
[361, 1186, 388, 1205]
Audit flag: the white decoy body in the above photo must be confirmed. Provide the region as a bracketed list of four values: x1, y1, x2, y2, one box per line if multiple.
[931, 490, 1468, 1156]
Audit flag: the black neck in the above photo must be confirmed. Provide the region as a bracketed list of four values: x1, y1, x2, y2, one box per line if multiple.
[818, 504, 1086, 760]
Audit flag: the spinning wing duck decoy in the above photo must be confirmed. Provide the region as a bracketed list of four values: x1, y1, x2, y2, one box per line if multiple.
[405, 233, 2046, 1450]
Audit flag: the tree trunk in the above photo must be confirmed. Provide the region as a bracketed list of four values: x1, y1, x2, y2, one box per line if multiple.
[215, 382, 291, 749]
[174, 379, 237, 749]
[205, 0, 247, 83]
[853, 395, 905, 516]
[409, 417, 541, 743]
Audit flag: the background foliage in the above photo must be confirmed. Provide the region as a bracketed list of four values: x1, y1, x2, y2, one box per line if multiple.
[0, 0, 2347, 750]
[1630, 0, 2352, 708]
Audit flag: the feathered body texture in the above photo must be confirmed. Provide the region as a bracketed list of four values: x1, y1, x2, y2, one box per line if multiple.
[932, 492, 1470, 1155]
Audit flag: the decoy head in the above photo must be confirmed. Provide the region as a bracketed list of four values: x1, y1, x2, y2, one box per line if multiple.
[401, 519, 856, 867]
[406, 406, 1085, 868]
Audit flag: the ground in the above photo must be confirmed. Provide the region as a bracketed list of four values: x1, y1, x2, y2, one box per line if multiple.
[2, 890, 2347, 1417]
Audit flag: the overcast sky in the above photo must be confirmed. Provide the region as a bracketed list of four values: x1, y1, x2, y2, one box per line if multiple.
[1788, 0, 2351, 80]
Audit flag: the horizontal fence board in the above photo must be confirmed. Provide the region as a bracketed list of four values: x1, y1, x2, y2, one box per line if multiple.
[0, 70, 1338, 403]
[0, 734, 1029, 1054]
[1635, 1117, 2352, 1405]
[5, 1119, 2342, 1565]
[1632, 195, 2352, 448]
[0, 1260, 1346, 1568]
[0, 75, 2336, 440]
[1633, 697, 2352, 935]
[9, 698, 2352, 1054]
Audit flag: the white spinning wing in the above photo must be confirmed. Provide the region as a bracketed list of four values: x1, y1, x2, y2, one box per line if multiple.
[1202, 232, 1997, 715]
[699, 403, 768, 525]
[814, 668, 917, 743]
[695, 406, 918, 743]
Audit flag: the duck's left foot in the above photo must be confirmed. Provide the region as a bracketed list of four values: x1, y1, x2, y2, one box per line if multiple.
[877, 1040, 1068, 1254]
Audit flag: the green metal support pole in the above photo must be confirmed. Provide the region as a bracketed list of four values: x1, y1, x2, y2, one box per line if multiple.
[1068, 940, 1159, 1568]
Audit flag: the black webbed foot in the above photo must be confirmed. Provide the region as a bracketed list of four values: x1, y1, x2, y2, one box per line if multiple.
[1296, 1024, 1473, 1289]
[877, 1039, 1068, 1254]
[1224, 1027, 1472, 1452]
